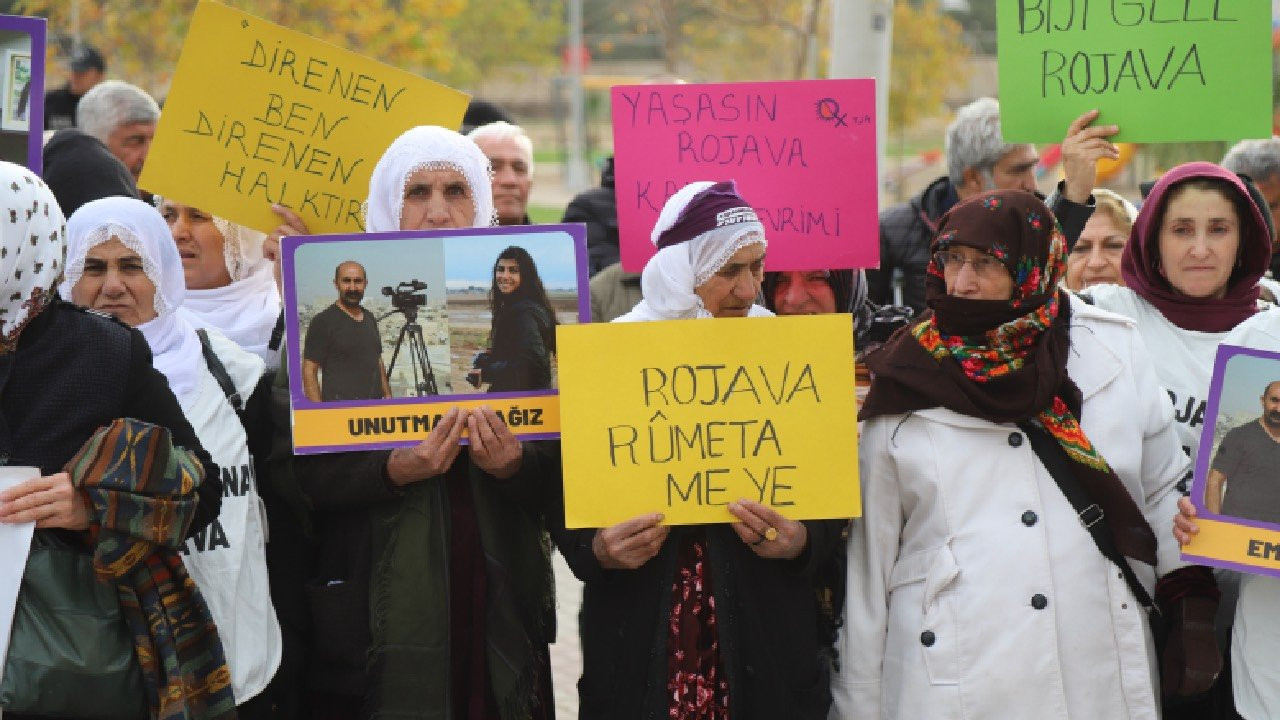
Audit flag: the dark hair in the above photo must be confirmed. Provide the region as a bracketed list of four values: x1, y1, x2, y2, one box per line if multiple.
[489, 245, 558, 351]
[1153, 177, 1257, 283]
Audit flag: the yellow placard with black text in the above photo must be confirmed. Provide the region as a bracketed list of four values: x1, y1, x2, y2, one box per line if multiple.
[556, 314, 860, 528]
[140, 0, 469, 235]
[290, 395, 560, 452]
[1183, 518, 1280, 577]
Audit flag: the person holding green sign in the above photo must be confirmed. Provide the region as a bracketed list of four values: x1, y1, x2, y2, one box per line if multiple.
[1083, 162, 1273, 464]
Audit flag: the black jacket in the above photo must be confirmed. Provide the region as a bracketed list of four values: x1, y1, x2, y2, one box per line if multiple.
[42, 129, 138, 217]
[481, 297, 554, 393]
[563, 157, 618, 277]
[43, 85, 79, 131]
[870, 176, 1096, 314]
[867, 176, 954, 314]
[1, 299, 221, 537]
[552, 514, 845, 719]
[271, 362, 559, 700]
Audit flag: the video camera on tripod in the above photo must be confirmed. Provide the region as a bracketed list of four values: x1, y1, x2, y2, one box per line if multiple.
[378, 279, 439, 396]
[382, 279, 429, 318]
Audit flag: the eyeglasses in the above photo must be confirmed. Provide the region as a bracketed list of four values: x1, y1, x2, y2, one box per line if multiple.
[933, 250, 1006, 278]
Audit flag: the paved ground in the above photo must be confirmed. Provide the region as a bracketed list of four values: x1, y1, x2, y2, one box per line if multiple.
[549, 550, 584, 719]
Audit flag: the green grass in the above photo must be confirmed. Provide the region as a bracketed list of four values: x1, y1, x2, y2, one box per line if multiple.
[532, 148, 613, 166]
[528, 205, 563, 224]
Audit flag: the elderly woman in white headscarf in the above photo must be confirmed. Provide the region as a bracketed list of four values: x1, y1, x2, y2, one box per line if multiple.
[60, 196, 283, 714]
[365, 124, 497, 231]
[280, 125, 557, 720]
[159, 200, 284, 369]
[551, 180, 845, 719]
[616, 180, 772, 321]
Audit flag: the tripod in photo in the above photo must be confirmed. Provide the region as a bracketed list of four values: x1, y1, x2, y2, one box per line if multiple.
[378, 279, 440, 392]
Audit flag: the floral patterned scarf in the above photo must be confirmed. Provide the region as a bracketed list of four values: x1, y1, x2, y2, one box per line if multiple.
[863, 190, 1156, 565]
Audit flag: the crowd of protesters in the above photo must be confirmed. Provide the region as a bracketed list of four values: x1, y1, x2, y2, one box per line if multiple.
[2, 33, 1280, 720]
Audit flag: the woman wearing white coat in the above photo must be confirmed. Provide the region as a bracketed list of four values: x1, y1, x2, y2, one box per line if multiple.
[831, 191, 1212, 720]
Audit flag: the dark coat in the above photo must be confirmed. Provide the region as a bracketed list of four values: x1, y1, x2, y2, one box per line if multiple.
[552, 515, 846, 720]
[563, 157, 618, 277]
[42, 129, 138, 217]
[43, 84, 79, 131]
[1, 300, 222, 537]
[867, 176, 954, 314]
[482, 297, 553, 393]
[275, 385, 559, 709]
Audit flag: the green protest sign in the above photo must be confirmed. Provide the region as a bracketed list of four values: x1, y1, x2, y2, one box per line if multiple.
[997, 1, 1272, 143]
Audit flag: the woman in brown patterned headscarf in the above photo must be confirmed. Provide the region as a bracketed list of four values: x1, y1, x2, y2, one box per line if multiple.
[832, 190, 1215, 719]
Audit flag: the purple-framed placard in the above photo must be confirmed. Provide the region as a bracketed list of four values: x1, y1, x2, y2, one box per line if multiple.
[281, 223, 589, 454]
[0, 14, 45, 173]
[1182, 343, 1280, 578]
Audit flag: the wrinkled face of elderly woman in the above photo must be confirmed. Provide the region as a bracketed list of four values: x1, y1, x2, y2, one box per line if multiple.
[694, 239, 766, 318]
[161, 200, 232, 291]
[400, 168, 476, 230]
[70, 236, 158, 326]
[935, 245, 1015, 301]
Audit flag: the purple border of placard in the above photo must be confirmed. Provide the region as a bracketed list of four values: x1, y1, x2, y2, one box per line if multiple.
[0, 14, 45, 174]
[280, 223, 589, 452]
[1183, 343, 1280, 578]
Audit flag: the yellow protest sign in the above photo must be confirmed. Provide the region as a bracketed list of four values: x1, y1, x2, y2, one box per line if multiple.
[557, 314, 860, 528]
[140, 1, 469, 235]
[1183, 518, 1280, 578]
[290, 394, 562, 452]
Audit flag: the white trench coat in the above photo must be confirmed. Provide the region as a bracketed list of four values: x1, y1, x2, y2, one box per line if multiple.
[831, 298, 1190, 720]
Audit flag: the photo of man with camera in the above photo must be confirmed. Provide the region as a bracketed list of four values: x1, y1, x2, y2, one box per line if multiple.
[301, 260, 392, 402]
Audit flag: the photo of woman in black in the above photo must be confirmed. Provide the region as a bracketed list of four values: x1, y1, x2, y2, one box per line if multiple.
[467, 245, 558, 392]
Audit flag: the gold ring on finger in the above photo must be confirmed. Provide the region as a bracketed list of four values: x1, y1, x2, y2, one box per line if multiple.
[764, 527, 779, 542]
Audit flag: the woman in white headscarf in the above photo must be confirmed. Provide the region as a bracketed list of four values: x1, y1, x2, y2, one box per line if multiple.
[283, 126, 557, 720]
[161, 200, 284, 369]
[551, 180, 845, 719]
[364, 124, 496, 232]
[61, 196, 283, 714]
[615, 180, 773, 321]
[0, 162, 226, 719]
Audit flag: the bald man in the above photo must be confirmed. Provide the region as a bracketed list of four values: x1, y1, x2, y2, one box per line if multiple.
[302, 260, 390, 401]
[1206, 380, 1280, 524]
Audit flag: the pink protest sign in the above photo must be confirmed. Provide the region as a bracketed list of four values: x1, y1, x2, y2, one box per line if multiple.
[611, 79, 878, 273]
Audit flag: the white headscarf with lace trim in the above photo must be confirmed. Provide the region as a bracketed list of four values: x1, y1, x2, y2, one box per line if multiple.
[60, 196, 204, 403]
[182, 215, 282, 368]
[614, 181, 771, 322]
[365, 125, 495, 232]
[0, 162, 65, 350]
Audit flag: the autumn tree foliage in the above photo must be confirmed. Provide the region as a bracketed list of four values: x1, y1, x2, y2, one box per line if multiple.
[19, 0, 563, 95]
[682, 0, 826, 81]
[888, 0, 970, 130]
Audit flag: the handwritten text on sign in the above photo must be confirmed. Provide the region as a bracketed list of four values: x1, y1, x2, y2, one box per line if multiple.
[556, 315, 860, 528]
[611, 80, 878, 273]
[997, 1, 1270, 143]
[140, 1, 468, 235]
